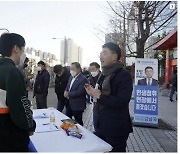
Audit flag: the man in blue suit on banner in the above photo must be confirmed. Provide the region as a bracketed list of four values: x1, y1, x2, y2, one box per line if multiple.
[137, 66, 158, 86]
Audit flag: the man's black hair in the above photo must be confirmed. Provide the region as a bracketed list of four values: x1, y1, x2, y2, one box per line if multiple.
[53, 65, 63, 74]
[71, 62, 82, 71]
[0, 33, 25, 57]
[145, 66, 153, 71]
[102, 42, 121, 60]
[38, 60, 46, 66]
[89, 62, 100, 69]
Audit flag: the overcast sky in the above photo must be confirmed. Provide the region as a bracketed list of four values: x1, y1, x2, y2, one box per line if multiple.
[0, 1, 109, 66]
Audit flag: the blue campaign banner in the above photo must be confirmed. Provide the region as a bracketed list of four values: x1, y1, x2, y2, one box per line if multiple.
[134, 58, 158, 127]
[134, 85, 158, 126]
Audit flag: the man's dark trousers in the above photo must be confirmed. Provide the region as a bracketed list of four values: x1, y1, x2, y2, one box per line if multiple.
[66, 103, 84, 126]
[94, 130, 129, 152]
[36, 94, 47, 109]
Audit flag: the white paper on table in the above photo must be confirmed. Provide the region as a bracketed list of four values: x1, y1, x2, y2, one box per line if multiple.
[33, 113, 49, 119]
[35, 124, 60, 133]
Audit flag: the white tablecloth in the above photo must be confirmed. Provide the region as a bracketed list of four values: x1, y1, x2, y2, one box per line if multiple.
[30, 108, 112, 152]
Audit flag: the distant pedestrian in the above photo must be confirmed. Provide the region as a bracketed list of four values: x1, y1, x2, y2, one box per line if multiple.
[33, 61, 50, 109]
[82, 67, 91, 78]
[64, 62, 88, 126]
[85, 42, 133, 152]
[17, 57, 32, 98]
[53, 65, 70, 112]
[169, 69, 177, 102]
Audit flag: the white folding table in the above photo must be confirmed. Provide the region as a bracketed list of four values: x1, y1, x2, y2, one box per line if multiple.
[30, 108, 112, 152]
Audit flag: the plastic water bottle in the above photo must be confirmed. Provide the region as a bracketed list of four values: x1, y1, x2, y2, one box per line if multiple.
[50, 112, 55, 129]
[93, 83, 99, 102]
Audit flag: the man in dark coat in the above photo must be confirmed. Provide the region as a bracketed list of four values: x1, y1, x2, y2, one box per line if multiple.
[85, 42, 133, 152]
[17, 57, 31, 98]
[88, 62, 101, 88]
[169, 69, 177, 102]
[53, 65, 70, 112]
[88, 62, 101, 132]
[33, 61, 50, 109]
[64, 62, 88, 126]
[137, 66, 158, 86]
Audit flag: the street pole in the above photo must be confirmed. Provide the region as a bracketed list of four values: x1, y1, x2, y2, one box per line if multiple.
[59, 41, 61, 64]
[64, 36, 67, 66]
[78, 47, 80, 63]
[123, 11, 126, 67]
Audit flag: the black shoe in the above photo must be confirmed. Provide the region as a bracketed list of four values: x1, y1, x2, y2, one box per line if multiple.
[170, 99, 174, 102]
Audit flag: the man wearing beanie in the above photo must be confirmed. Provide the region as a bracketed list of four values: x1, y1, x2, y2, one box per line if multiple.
[85, 42, 133, 152]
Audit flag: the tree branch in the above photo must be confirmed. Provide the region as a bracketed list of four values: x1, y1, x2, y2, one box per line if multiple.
[150, 11, 177, 36]
[127, 43, 136, 54]
[126, 54, 137, 58]
[150, 1, 171, 26]
[107, 1, 135, 21]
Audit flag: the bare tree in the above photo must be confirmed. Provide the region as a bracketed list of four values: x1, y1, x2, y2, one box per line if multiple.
[106, 1, 177, 58]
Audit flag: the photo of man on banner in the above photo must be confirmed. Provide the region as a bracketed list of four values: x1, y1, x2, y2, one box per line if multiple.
[134, 58, 159, 127]
[137, 66, 158, 86]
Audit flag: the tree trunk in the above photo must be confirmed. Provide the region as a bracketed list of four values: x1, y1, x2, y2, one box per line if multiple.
[136, 39, 146, 58]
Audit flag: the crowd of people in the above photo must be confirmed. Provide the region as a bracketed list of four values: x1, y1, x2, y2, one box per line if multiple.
[1, 32, 176, 152]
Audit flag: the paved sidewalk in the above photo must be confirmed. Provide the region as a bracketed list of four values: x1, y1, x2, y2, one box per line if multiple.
[29, 88, 177, 152]
[126, 92, 177, 152]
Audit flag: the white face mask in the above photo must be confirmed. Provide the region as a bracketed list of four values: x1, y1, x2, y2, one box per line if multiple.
[37, 66, 41, 71]
[70, 70, 77, 77]
[18, 52, 26, 67]
[91, 71, 98, 77]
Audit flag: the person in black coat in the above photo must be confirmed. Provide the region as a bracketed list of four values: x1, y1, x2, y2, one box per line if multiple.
[88, 62, 101, 132]
[33, 61, 50, 109]
[53, 65, 70, 112]
[88, 62, 101, 88]
[85, 42, 133, 152]
[169, 69, 177, 102]
[137, 66, 158, 86]
[82, 68, 91, 79]
[17, 57, 31, 98]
